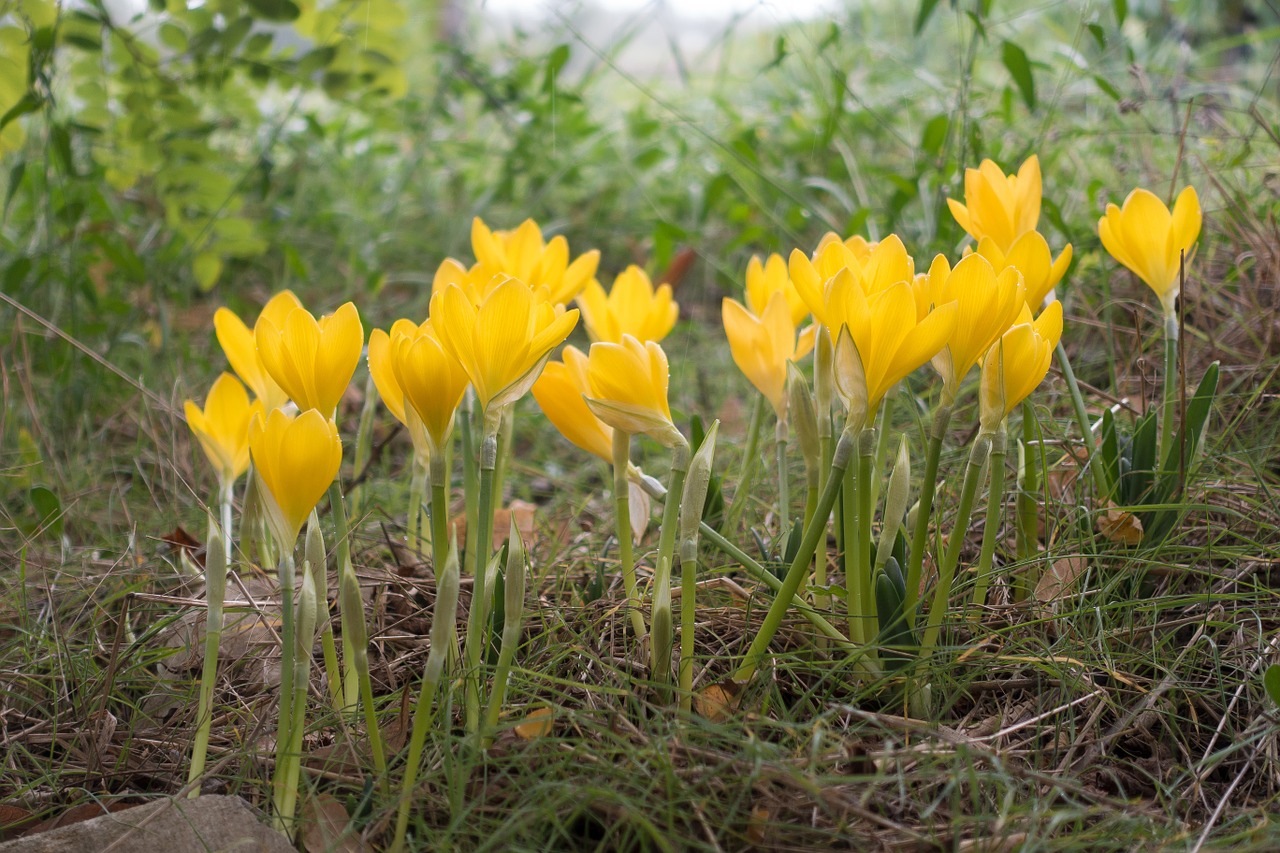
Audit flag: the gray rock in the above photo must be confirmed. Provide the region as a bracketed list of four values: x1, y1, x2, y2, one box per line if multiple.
[0, 795, 294, 853]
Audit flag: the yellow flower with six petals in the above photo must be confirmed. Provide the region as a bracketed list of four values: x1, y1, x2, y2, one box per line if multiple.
[184, 372, 263, 491]
[249, 408, 343, 548]
[584, 335, 685, 449]
[979, 301, 1064, 433]
[532, 345, 614, 462]
[1098, 186, 1201, 317]
[256, 301, 364, 418]
[577, 265, 678, 343]
[213, 290, 302, 412]
[947, 155, 1042, 253]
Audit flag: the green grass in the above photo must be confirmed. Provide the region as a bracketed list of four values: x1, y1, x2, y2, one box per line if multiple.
[3, 1, 1280, 849]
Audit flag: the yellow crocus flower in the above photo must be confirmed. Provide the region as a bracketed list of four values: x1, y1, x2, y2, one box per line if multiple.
[919, 253, 1026, 404]
[531, 345, 614, 462]
[249, 408, 343, 548]
[1098, 186, 1202, 317]
[367, 320, 433, 461]
[431, 277, 579, 417]
[213, 290, 302, 412]
[584, 335, 685, 448]
[974, 231, 1072, 311]
[745, 254, 809, 326]
[255, 302, 364, 418]
[577, 265, 678, 343]
[947, 155, 1042, 253]
[471, 217, 601, 306]
[789, 233, 915, 328]
[722, 292, 816, 420]
[390, 320, 471, 454]
[184, 372, 263, 490]
[979, 301, 1064, 434]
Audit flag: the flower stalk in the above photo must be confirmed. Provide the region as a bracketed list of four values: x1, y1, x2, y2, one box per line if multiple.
[463, 430, 499, 733]
[187, 512, 226, 797]
[905, 403, 952, 619]
[650, 441, 690, 700]
[612, 430, 647, 640]
[970, 429, 1008, 614]
[483, 526, 527, 745]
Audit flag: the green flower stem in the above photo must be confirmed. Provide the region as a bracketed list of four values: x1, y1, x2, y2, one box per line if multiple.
[725, 395, 765, 531]
[1015, 400, 1040, 568]
[813, 431, 833, 613]
[1056, 341, 1108, 500]
[855, 428, 878, 656]
[612, 431, 647, 640]
[341, 568, 388, 796]
[328, 480, 358, 711]
[650, 444, 690, 700]
[732, 428, 857, 684]
[407, 458, 427, 559]
[307, 515, 343, 715]
[391, 536, 460, 853]
[840, 465, 859, 644]
[430, 454, 450, 587]
[919, 434, 991, 665]
[219, 484, 233, 568]
[460, 394, 480, 580]
[187, 512, 227, 798]
[483, 534, 526, 745]
[1159, 313, 1180, 469]
[905, 403, 952, 622]
[270, 549, 296, 820]
[492, 406, 515, 517]
[869, 393, 894, 511]
[678, 551, 697, 713]
[463, 432, 498, 734]
[349, 371, 378, 518]
[802, 484, 818, 535]
[970, 429, 1008, 615]
[775, 420, 790, 525]
[278, 568, 317, 833]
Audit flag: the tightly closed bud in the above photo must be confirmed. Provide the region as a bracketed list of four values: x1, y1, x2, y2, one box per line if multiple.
[679, 420, 719, 561]
[304, 512, 328, 630]
[786, 364, 819, 483]
[876, 437, 912, 569]
[297, 565, 319, 659]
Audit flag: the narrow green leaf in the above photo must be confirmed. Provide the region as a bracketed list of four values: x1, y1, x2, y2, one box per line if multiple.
[920, 113, 949, 157]
[1001, 40, 1036, 111]
[914, 0, 943, 34]
[1113, 0, 1127, 26]
[245, 0, 300, 22]
[4, 160, 24, 220]
[30, 486, 63, 539]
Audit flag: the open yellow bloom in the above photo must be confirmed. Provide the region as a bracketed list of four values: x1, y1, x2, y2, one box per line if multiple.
[431, 277, 579, 417]
[184, 372, 263, 490]
[471, 217, 601, 306]
[213, 290, 302, 412]
[723, 292, 816, 420]
[584, 335, 684, 448]
[789, 233, 915, 328]
[368, 320, 432, 461]
[947, 155, 1042, 253]
[390, 320, 471, 454]
[1098, 186, 1201, 317]
[979, 301, 1063, 433]
[918, 254, 1026, 403]
[256, 301, 364, 418]
[249, 408, 343, 548]
[974, 231, 1072, 311]
[745, 254, 809, 326]
[824, 269, 957, 423]
[577, 266, 678, 343]
[532, 345, 614, 462]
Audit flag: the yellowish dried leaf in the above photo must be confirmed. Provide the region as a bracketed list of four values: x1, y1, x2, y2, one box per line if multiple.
[693, 683, 739, 722]
[1097, 507, 1143, 545]
[1034, 556, 1087, 603]
[514, 707, 555, 739]
[492, 499, 538, 550]
[301, 793, 372, 853]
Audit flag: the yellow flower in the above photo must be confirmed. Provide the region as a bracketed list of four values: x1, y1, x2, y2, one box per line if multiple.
[431, 277, 579, 416]
[367, 320, 432, 461]
[745, 254, 809, 326]
[390, 320, 471, 454]
[824, 269, 957, 423]
[471, 217, 600, 305]
[184, 372, 263, 490]
[255, 301, 364, 418]
[584, 335, 685, 448]
[577, 266, 679, 343]
[722, 292, 816, 419]
[974, 231, 1072, 310]
[213, 290, 302, 412]
[249, 408, 343, 548]
[979, 301, 1063, 433]
[918, 253, 1026, 403]
[789, 233, 915, 328]
[947, 155, 1042, 253]
[532, 345, 614, 462]
[1098, 186, 1202, 317]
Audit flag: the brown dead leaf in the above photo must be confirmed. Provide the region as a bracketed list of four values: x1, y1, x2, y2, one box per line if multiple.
[0, 804, 35, 840]
[514, 707, 555, 739]
[492, 500, 537, 550]
[627, 480, 651, 542]
[1046, 467, 1078, 504]
[160, 525, 205, 569]
[28, 801, 138, 835]
[1098, 507, 1143, 545]
[301, 793, 371, 853]
[746, 803, 772, 845]
[658, 247, 697, 290]
[1034, 556, 1088, 604]
[694, 683, 740, 723]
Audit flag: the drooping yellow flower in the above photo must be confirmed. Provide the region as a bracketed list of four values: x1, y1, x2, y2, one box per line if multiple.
[255, 301, 364, 418]
[213, 290, 302, 412]
[584, 335, 684, 448]
[947, 155, 1042, 253]
[471, 217, 600, 306]
[184, 372, 263, 490]
[745, 254, 809, 326]
[249, 408, 343, 548]
[577, 266, 678, 343]
[1098, 186, 1202, 317]
[974, 231, 1072, 311]
[431, 277, 579, 417]
[789, 233, 915, 328]
[531, 345, 614, 462]
[918, 253, 1026, 403]
[390, 320, 471, 454]
[979, 301, 1064, 433]
[368, 320, 432, 461]
[723, 292, 816, 419]
[824, 269, 957, 423]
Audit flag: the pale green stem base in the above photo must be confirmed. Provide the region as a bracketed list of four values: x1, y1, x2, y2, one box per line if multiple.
[1057, 341, 1108, 500]
[463, 432, 498, 735]
[855, 428, 878, 660]
[1159, 313, 1180, 469]
[650, 445, 690, 701]
[187, 511, 227, 797]
[270, 550, 296, 819]
[678, 554, 697, 713]
[725, 395, 765, 531]
[613, 431, 647, 641]
[969, 430, 1008, 615]
[905, 404, 952, 622]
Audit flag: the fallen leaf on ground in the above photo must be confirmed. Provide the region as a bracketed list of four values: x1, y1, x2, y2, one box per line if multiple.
[514, 707, 555, 739]
[1034, 556, 1088, 604]
[492, 500, 537, 549]
[1098, 507, 1143, 545]
[694, 683, 739, 722]
[302, 793, 371, 853]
